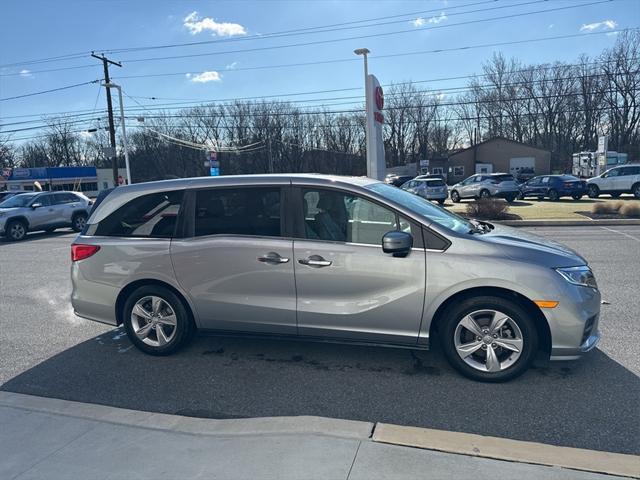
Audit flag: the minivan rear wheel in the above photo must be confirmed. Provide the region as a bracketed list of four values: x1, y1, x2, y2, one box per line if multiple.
[123, 285, 194, 355]
[439, 296, 538, 382]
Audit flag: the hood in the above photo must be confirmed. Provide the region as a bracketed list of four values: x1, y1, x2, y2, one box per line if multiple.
[476, 223, 587, 267]
[0, 207, 23, 214]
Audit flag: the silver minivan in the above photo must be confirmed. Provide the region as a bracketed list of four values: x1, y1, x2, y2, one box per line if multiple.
[71, 174, 600, 382]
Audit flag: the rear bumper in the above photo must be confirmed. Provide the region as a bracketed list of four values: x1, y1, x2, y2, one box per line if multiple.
[71, 262, 119, 326]
[492, 190, 520, 198]
[423, 192, 448, 200]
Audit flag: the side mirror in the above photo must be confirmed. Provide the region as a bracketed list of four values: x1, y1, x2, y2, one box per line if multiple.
[382, 231, 413, 257]
[31, 202, 43, 209]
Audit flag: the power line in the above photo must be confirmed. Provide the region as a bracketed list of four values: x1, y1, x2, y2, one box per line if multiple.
[0, 80, 101, 102]
[105, 0, 536, 54]
[2, 61, 633, 127]
[117, 1, 614, 64]
[0, 0, 517, 69]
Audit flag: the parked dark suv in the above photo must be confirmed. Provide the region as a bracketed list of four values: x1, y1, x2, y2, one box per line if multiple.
[518, 175, 586, 201]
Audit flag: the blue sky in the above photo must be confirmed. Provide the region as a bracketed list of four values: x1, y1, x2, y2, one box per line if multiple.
[1, 0, 638, 140]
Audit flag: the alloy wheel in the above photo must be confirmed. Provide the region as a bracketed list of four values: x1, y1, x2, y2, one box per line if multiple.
[130, 296, 178, 347]
[453, 309, 524, 373]
[74, 215, 87, 231]
[10, 222, 26, 241]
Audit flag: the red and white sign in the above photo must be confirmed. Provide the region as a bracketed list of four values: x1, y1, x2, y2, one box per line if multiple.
[375, 86, 384, 110]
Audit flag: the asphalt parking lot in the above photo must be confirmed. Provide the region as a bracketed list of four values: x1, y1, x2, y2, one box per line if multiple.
[0, 226, 638, 455]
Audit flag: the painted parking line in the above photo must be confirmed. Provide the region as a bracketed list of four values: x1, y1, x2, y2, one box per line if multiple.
[600, 226, 640, 243]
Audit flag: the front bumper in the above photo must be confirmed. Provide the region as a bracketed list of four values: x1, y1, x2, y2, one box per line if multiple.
[545, 281, 602, 360]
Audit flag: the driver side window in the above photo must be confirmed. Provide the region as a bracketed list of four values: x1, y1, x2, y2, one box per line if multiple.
[301, 189, 399, 245]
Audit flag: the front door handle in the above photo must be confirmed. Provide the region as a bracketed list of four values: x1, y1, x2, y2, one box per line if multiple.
[298, 255, 332, 267]
[257, 252, 289, 264]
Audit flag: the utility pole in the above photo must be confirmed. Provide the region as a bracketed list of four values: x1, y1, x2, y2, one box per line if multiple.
[91, 52, 122, 186]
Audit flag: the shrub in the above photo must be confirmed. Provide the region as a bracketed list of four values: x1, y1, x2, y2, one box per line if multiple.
[591, 201, 622, 214]
[466, 198, 510, 220]
[620, 203, 640, 218]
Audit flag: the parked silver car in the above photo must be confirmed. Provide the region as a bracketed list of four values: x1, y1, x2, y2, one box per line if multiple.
[400, 178, 448, 204]
[71, 174, 600, 382]
[0, 191, 91, 241]
[450, 173, 520, 203]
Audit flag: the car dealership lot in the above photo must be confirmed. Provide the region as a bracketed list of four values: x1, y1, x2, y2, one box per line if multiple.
[0, 227, 638, 455]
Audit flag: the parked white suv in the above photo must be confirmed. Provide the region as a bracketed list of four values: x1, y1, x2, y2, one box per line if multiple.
[586, 164, 640, 199]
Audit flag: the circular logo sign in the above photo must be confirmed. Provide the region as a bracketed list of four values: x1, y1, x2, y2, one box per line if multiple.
[375, 86, 384, 110]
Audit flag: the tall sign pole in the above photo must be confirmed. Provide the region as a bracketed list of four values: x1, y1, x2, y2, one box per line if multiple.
[355, 48, 385, 180]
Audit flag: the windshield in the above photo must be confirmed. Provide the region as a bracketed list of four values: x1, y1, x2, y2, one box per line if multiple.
[424, 179, 445, 187]
[366, 182, 473, 234]
[0, 193, 36, 208]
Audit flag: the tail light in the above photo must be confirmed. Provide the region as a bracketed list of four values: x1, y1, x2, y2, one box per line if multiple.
[71, 244, 100, 262]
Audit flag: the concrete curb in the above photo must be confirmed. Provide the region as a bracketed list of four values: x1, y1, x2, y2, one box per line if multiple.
[0, 391, 373, 440]
[497, 219, 640, 227]
[373, 423, 640, 479]
[2, 392, 638, 478]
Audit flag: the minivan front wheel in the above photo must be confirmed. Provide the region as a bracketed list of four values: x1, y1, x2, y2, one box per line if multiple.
[123, 285, 194, 355]
[439, 296, 538, 382]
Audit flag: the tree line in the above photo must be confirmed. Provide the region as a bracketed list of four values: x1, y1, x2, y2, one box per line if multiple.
[1, 31, 638, 183]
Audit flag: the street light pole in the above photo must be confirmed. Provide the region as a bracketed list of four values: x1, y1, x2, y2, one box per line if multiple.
[354, 48, 371, 177]
[103, 82, 132, 185]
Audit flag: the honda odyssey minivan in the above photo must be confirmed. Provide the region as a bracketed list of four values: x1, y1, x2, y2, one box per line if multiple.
[71, 174, 601, 382]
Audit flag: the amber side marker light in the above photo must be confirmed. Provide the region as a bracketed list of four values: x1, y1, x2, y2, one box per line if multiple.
[534, 300, 559, 309]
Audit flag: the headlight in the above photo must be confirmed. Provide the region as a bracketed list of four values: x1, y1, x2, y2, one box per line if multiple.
[555, 266, 598, 289]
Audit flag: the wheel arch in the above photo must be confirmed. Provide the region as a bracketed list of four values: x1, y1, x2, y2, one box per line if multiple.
[427, 286, 551, 357]
[115, 278, 197, 327]
[5, 215, 30, 228]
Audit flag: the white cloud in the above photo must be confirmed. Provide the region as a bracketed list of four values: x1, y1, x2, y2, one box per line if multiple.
[183, 11, 246, 36]
[411, 12, 447, 27]
[187, 71, 222, 83]
[225, 61, 238, 70]
[548, 23, 555, 29]
[19, 69, 33, 78]
[580, 19, 617, 32]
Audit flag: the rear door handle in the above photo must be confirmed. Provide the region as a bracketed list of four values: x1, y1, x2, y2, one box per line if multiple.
[257, 252, 289, 264]
[298, 255, 332, 267]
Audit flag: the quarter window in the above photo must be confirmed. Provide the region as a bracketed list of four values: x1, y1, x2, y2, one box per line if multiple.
[301, 189, 401, 245]
[93, 191, 183, 238]
[194, 187, 282, 238]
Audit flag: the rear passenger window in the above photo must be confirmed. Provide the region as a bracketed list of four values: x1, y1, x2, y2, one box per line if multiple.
[194, 187, 282, 237]
[93, 191, 183, 238]
[53, 193, 77, 204]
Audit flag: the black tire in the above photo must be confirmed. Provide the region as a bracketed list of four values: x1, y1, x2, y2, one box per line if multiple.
[438, 296, 538, 382]
[5, 219, 27, 241]
[587, 184, 599, 198]
[479, 189, 491, 199]
[572, 194, 583, 201]
[437, 199, 445, 205]
[451, 190, 461, 203]
[123, 285, 195, 355]
[610, 192, 621, 198]
[633, 183, 640, 199]
[505, 194, 516, 203]
[71, 212, 87, 232]
[548, 189, 559, 201]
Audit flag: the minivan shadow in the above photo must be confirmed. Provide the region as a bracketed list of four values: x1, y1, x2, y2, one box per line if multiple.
[2, 329, 638, 455]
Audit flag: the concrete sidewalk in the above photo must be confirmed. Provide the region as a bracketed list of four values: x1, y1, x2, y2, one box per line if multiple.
[0, 392, 636, 480]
